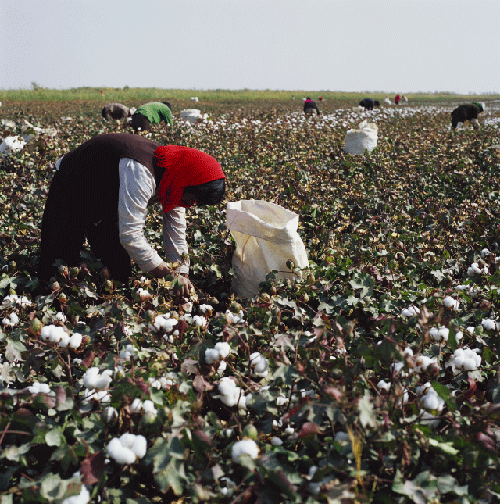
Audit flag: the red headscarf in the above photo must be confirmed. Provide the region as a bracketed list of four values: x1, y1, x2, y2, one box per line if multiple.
[154, 146, 226, 213]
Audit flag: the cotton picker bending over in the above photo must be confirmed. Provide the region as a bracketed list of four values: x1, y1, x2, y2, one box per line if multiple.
[38, 134, 226, 296]
[451, 102, 485, 130]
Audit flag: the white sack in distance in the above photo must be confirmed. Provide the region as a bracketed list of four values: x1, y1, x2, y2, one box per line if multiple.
[344, 120, 378, 155]
[180, 109, 206, 124]
[226, 200, 309, 299]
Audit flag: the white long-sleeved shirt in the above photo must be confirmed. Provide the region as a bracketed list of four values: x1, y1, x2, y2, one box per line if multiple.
[118, 158, 189, 274]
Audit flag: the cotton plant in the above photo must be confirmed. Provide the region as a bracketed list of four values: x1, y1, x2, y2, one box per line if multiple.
[107, 433, 147, 464]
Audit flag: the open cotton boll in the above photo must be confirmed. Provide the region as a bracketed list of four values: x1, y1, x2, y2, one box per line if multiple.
[28, 382, 51, 395]
[69, 333, 83, 349]
[429, 326, 449, 342]
[192, 315, 207, 328]
[54, 312, 66, 323]
[2, 312, 19, 327]
[107, 438, 137, 465]
[119, 344, 137, 361]
[401, 305, 420, 317]
[377, 380, 391, 392]
[481, 319, 497, 331]
[83, 367, 113, 390]
[231, 439, 259, 463]
[205, 348, 221, 365]
[414, 355, 439, 374]
[58, 332, 71, 348]
[442, 296, 459, 310]
[215, 342, 231, 359]
[249, 352, 269, 377]
[219, 377, 246, 408]
[199, 304, 213, 314]
[153, 314, 177, 333]
[120, 433, 148, 459]
[421, 389, 445, 412]
[467, 262, 488, 275]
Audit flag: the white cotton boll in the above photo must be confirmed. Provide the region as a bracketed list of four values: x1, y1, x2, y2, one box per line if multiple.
[107, 437, 137, 465]
[54, 312, 66, 323]
[430, 326, 449, 342]
[136, 288, 151, 300]
[205, 348, 221, 364]
[94, 370, 113, 390]
[443, 296, 459, 310]
[40, 325, 53, 341]
[130, 398, 143, 412]
[61, 485, 90, 504]
[28, 382, 51, 394]
[481, 248, 489, 257]
[466, 326, 475, 334]
[58, 332, 71, 348]
[284, 426, 295, 435]
[193, 315, 207, 328]
[83, 367, 100, 389]
[271, 436, 283, 446]
[276, 395, 288, 406]
[481, 319, 496, 331]
[231, 439, 259, 462]
[121, 433, 148, 459]
[215, 342, 231, 358]
[403, 347, 414, 357]
[377, 380, 391, 392]
[199, 304, 213, 314]
[50, 326, 68, 343]
[422, 389, 445, 411]
[401, 305, 420, 317]
[250, 352, 269, 377]
[69, 333, 83, 348]
[119, 344, 137, 361]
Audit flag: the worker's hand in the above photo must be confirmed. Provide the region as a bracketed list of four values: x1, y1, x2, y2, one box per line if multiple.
[150, 262, 193, 297]
[172, 274, 192, 298]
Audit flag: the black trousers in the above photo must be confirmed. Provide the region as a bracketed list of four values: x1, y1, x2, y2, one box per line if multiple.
[38, 170, 132, 284]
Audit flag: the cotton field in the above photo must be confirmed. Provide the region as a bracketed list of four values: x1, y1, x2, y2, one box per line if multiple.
[1, 92, 500, 503]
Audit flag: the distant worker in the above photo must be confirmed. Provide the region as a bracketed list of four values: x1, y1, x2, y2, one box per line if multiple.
[102, 103, 131, 121]
[131, 101, 173, 133]
[451, 102, 485, 130]
[395, 94, 401, 105]
[303, 97, 320, 116]
[359, 98, 381, 111]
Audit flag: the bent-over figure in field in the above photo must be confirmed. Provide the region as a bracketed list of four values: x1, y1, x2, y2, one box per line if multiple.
[451, 103, 485, 130]
[38, 134, 226, 296]
[303, 97, 320, 116]
[102, 103, 131, 121]
[359, 98, 380, 111]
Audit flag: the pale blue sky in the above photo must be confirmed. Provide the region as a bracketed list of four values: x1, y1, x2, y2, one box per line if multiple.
[1, 0, 498, 94]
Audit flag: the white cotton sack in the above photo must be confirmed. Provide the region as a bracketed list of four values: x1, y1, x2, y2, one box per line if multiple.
[345, 121, 378, 154]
